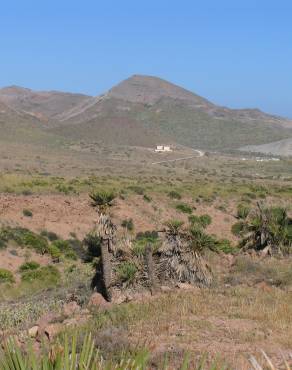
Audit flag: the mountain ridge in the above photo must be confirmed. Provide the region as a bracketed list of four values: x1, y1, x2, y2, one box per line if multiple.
[52, 75, 292, 127]
[1, 75, 292, 155]
[1, 75, 291, 124]
[0, 86, 90, 121]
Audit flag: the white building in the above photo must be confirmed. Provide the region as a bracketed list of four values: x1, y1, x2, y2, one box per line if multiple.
[155, 145, 172, 152]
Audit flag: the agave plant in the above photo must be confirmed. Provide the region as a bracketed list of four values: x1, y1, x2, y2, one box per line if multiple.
[89, 190, 116, 213]
[188, 226, 217, 253]
[4, 331, 289, 369]
[0, 333, 98, 370]
[0, 332, 150, 370]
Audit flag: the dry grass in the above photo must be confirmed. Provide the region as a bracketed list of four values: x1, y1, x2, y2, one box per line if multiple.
[82, 286, 292, 368]
[0, 154, 291, 368]
[227, 256, 292, 288]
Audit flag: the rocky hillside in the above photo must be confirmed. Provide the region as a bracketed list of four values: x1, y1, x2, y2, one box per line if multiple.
[1, 75, 292, 153]
[0, 99, 42, 131]
[241, 138, 292, 157]
[0, 86, 89, 121]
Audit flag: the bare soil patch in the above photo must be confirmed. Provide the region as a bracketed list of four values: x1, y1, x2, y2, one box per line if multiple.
[0, 194, 237, 242]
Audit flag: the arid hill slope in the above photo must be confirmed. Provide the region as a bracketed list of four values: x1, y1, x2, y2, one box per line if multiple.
[1, 75, 292, 153]
[0, 86, 89, 121]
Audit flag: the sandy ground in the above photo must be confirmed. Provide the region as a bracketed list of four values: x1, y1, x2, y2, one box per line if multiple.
[0, 194, 97, 239]
[1, 192, 291, 368]
[0, 193, 237, 243]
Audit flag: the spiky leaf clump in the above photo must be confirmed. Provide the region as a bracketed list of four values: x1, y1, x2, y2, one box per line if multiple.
[240, 204, 292, 254]
[89, 190, 116, 211]
[0, 332, 150, 369]
[158, 223, 213, 287]
[164, 220, 184, 235]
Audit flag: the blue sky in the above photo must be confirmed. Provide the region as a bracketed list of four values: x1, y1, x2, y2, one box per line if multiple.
[0, 0, 291, 117]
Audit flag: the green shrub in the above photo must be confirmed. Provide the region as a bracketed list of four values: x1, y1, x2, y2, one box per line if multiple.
[199, 214, 212, 228]
[19, 261, 40, 272]
[21, 265, 60, 285]
[237, 204, 250, 219]
[239, 205, 292, 253]
[136, 230, 159, 241]
[127, 185, 144, 195]
[217, 205, 227, 212]
[55, 184, 76, 194]
[84, 233, 101, 261]
[23, 209, 33, 217]
[121, 218, 134, 231]
[242, 192, 257, 200]
[168, 190, 182, 200]
[89, 190, 116, 208]
[270, 207, 290, 223]
[40, 230, 59, 241]
[188, 215, 201, 225]
[143, 194, 152, 202]
[175, 203, 193, 214]
[51, 240, 77, 260]
[116, 262, 137, 283]
[51, 239, 70, 251]
[0, 228, 10, 248]
[231, 221, 246, 236]
[66, 238, 85, 259]
[188, 214, 212, 228]
[22, 189, 33, 196]
[22, 232, 48, 254]
[0, 227, 49, 254]
[165, 220, 184, 234]
[189, 227, 216, 252]
[47, 244, 62, 260]
[215, 239, 237, 254]
[0, 269, 14, 284]
[132, 230, 160, 257]
[0, 227, 18, 244]
[64, 249, 78, 260]
[0, 239, 7, 249]
[131, 241, 147, 257]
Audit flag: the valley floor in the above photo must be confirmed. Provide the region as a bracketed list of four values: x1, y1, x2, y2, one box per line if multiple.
[0, 154, 292, 369]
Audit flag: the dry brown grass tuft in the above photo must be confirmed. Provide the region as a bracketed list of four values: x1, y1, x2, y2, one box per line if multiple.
[85, 286, 292, 368]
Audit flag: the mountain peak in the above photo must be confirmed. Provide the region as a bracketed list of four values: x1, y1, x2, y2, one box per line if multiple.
[107, 74, 212, 107]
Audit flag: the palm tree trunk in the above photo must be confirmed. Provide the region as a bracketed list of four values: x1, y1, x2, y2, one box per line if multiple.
[145, 244, 156, 293]
[101, 238, 112, 301]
